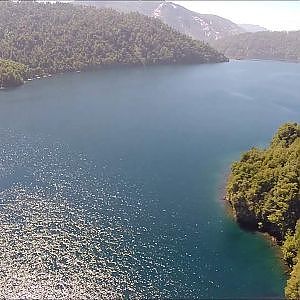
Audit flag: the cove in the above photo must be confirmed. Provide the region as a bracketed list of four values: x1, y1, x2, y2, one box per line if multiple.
[0, 60, 299, 298]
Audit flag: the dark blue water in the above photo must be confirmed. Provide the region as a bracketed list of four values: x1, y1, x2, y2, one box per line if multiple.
[0, 60, 299, 298]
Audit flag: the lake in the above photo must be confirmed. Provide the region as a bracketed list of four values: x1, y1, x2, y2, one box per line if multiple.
[0, 60, 299, 298]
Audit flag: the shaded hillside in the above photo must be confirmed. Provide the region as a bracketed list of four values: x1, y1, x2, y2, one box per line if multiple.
[212, 31, 300, 61]
[0, 1, 227, 87]
[74, 1, 245, 42]
[226, 123, 300, 298]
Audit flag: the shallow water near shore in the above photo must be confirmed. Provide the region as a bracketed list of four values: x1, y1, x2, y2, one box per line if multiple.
[0, 60, 299, 298]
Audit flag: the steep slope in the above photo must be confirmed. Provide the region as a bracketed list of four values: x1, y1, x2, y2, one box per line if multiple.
[74, 1, 245, 42]
[0, 1, 227, 87]
[211, 30, 300, 62]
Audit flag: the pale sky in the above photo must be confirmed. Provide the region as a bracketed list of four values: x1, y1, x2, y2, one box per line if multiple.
[174, 1, 300, 31]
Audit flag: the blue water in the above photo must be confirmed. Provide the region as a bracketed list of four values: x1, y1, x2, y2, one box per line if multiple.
[0, 60, 299, 298]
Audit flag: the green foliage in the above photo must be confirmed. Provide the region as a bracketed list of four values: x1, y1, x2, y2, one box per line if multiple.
[226, 122, 300, 239]
[226, 123, 300, 299]
[211, 31, 300, 61]
[285, 222, 300, 299]
[282, 229, 298, 266]
[0, 59, 29, 88]
[0, 1, 227, 87]
[272, 123, 300, 147]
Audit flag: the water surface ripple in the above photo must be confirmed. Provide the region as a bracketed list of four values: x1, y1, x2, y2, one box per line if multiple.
[0, 61, 299, 298]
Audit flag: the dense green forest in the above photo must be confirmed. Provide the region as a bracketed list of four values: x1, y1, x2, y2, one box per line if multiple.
[0, 59, 29, 88]
[285, 222, 300, 298]
[226, 123, 300, 299]
[0, 1, 227, 87]
[211, 31, 300, 62]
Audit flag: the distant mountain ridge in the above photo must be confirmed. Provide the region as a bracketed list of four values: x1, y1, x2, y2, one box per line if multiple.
[74, 1, 246, 41]
[238, 24, 268, 33]
[211, 30, 300, 62]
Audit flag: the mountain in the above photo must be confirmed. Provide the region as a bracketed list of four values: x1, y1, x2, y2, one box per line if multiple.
[211, 30, 300, 62]
[74, 1, 245, 42]
[238, 24, 268, 32]
[0, 1, 227, 88]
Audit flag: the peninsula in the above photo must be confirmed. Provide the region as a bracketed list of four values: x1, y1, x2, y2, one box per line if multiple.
[226, 123, 300, 298]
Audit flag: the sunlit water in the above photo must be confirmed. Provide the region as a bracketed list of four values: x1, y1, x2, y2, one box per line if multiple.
[0, 60, 299, 298]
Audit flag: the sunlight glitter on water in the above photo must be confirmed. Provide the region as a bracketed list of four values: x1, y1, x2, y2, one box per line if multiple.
[0, 129, 175, 299]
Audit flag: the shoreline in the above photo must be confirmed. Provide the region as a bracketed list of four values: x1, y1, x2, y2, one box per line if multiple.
[1, 58, 229, 90]
[231, 58, 300, 64]
[3, 58, 298, 90]
[220, 171, 290, 275]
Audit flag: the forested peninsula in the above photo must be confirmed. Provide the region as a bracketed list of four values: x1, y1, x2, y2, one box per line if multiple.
[0, 1, 227, 88]
[226, 123, 300, 298]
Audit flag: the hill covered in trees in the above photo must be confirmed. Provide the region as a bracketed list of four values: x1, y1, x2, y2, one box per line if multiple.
[226, 123, 300, 298]
[211, 31, 300, 62]
[0, 1, 227, 88]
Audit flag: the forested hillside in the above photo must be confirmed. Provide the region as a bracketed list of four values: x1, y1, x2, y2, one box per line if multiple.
[0, 1, 227, 87]
[226, 123, 300, 299]
[211, 31, 300, 62]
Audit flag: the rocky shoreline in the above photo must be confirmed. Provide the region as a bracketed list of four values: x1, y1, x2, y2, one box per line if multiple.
[225, 123, 300, 299]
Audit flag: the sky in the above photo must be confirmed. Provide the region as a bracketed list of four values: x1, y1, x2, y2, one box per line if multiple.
[174, 1, 300, 31]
